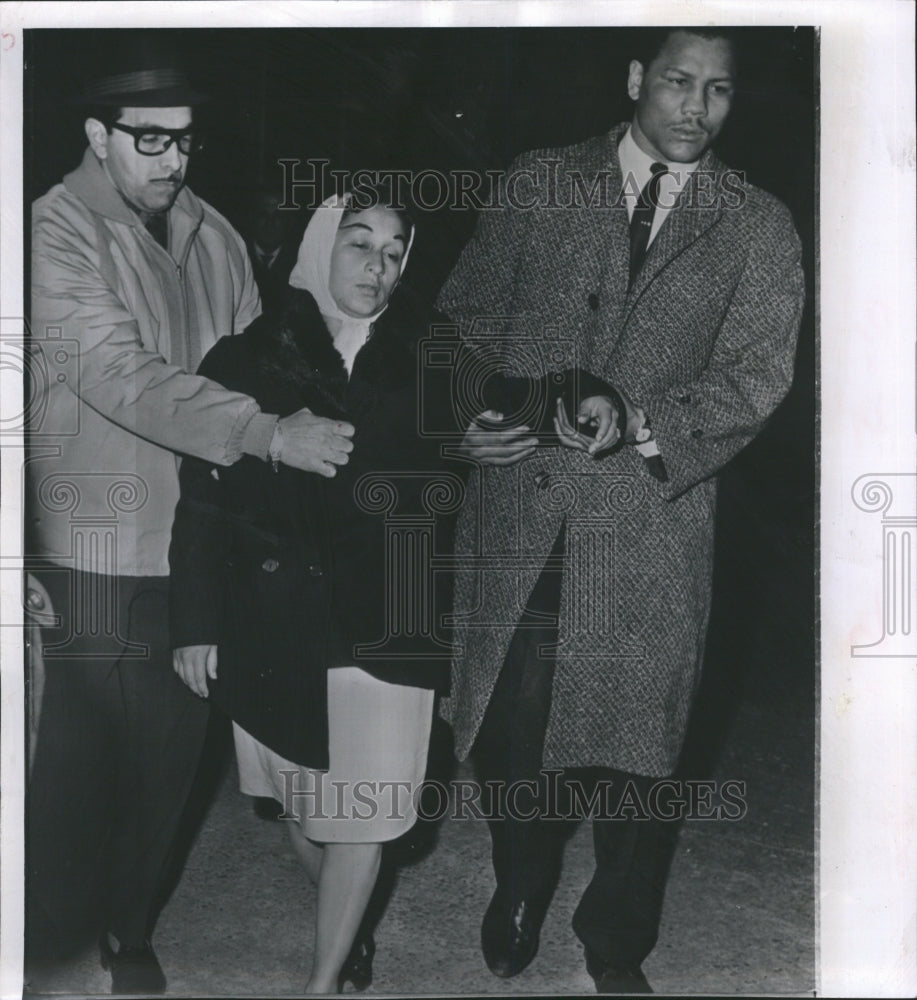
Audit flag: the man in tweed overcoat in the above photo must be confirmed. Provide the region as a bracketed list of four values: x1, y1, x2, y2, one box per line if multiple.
[435, 28, 805, 993]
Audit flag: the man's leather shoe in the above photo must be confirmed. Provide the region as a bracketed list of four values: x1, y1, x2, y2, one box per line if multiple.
[480, 889, 547, 978]
[99, 934, 167, 995]
[586, 951, 653, 995]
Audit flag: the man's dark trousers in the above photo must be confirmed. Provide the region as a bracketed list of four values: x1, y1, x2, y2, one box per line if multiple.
[470, 529, 679, 969]
[26, 565, 209, 959]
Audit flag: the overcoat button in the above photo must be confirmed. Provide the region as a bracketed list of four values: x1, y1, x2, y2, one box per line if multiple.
[587, 293, 600, 310]
[308, 564, 323, 577]
[533, 471, 550, 490]
[690, 428, 704, 439]
[262, 558, 280, 572]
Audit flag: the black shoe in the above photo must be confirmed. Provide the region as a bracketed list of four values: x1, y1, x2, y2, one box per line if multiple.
[99, 934, 167, 995]
[253, 796, 284, 821]
[585, 951, 653, 995]
[337, 932, 375, 993]
[480, 889, 547, 978]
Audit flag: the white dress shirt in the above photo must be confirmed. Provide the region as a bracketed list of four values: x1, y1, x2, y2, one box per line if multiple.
[617, 126, 700, 245]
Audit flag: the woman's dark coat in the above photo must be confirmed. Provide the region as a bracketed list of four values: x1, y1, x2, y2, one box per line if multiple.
[169, 288, 453, 769]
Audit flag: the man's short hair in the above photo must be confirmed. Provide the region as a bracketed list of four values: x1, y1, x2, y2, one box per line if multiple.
[84, 106, 124, 131]
[632, 27, 741, 75]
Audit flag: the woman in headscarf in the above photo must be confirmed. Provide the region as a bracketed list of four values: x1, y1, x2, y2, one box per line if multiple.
[169, 189, 452, 993]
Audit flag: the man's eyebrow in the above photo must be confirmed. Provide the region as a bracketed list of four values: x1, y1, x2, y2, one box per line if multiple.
[133, 122, 194, 131]
[660, 65, 735, 82]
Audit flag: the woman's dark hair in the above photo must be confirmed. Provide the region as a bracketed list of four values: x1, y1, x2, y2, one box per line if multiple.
[342, 179, 415, 237]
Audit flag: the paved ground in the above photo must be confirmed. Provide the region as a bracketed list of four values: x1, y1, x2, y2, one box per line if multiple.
[23, 466, 816, 998]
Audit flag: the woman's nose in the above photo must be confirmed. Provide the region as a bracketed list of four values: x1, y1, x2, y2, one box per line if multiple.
[365, 251, 383, 274]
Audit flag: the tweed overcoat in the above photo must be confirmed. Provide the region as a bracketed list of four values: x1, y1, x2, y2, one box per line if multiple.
[435, 123, 805, 776]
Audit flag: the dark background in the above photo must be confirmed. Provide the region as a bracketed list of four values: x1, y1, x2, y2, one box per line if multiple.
[23, 26, 817, 771]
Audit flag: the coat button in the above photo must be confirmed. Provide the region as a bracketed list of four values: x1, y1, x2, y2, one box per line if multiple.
[691, 428, 704, 439]
[587, 293, 600, 310]
[533, 470, 550, 490]
[308, 564, 323, 577]
[262, 558, 280, 572]
[677, 392, 692, 404]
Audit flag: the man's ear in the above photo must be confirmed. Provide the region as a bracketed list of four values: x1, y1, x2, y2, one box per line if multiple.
[626, 60, 644, 102]
[85, 118, 110, 159]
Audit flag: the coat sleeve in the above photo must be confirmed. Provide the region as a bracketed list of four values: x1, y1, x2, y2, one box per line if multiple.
[31, 200, 262, 466]
[436, 158, 619, 438]
[639, 198, 805, 500]
[168, 455, 231, 650]
[167, 341, 239, 649]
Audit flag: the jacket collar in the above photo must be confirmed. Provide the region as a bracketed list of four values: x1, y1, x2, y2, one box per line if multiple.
[63, 146, 205, 258]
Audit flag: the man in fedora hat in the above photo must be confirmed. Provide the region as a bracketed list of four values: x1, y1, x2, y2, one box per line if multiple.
[26, 36, 354, 993]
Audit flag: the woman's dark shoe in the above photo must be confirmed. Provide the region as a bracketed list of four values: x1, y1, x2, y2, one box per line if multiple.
[337, 932, 375, 993]
[99, 933, 167, 995]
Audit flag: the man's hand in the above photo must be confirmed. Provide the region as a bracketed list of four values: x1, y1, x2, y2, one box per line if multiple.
[554, 396, 622, 456]
[617, 390, 646, 444]
[277, 408, 355, 478]
[459, 410, 538, 466]
[173, 644, 218, 699]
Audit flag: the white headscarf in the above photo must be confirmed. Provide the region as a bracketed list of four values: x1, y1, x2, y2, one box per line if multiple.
[287, 192, 414, 375]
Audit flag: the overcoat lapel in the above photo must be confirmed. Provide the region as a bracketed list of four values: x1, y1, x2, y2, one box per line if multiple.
[623, 151, 725, 321]
[576, 131, 631, 362]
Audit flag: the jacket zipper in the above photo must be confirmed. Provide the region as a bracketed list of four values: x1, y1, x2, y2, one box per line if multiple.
[141, 223, 192, 367]
[174, 225, 198, 369]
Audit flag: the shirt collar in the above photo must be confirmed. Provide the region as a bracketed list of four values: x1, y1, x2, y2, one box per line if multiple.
[618, 124, 700, 193]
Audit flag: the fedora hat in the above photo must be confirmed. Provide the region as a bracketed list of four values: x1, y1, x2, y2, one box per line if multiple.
[72, 31, 210, 107]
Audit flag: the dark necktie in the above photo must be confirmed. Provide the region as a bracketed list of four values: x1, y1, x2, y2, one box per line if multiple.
[145, 212, 168, 251]
[628, 161, 668, 289]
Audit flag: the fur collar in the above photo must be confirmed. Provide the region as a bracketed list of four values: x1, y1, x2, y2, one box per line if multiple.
[249, 287, 421, 418]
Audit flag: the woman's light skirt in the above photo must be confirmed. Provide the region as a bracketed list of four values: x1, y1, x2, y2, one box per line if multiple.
[233, 666, 433, 843]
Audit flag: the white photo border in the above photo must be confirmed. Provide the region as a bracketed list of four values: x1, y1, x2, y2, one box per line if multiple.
[1, 2, 915, 998]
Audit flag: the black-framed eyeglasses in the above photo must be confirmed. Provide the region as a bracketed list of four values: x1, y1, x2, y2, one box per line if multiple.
[110, 123, 204, 156]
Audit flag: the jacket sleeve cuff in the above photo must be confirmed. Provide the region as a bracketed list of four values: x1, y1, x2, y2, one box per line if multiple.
[237, 411, 278, 463]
